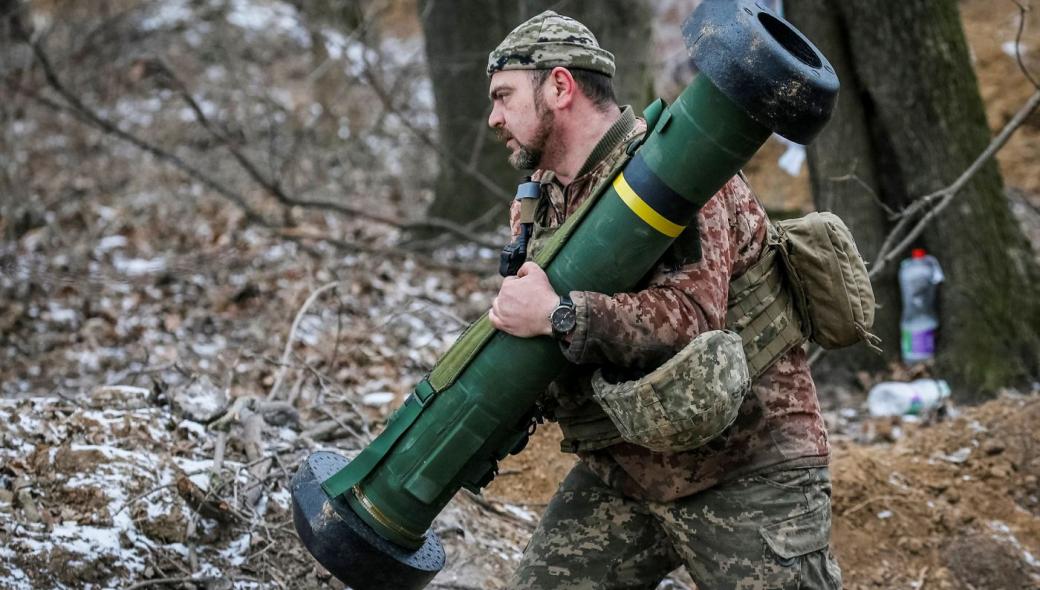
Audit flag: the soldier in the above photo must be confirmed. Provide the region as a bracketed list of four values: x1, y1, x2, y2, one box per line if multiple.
[485, 11, 843, 590]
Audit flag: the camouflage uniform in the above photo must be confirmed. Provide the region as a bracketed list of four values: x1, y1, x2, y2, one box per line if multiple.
[491, 11, 841, 589]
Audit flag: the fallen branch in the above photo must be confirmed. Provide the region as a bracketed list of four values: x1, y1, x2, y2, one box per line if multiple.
[239, 404, 271, 509]
[175, 473, 238, 525]
[267, 281, 342, 401]
[319, 405, 369, 441]
[112, 483, 178, 518]
[462, 491, 536, 532]
[207, 396, 295, 509]
[13, 477, 42, 524]
[301, 417, 365, 443]
[915, 566, 930, 590]
[840, 493, 916, 517]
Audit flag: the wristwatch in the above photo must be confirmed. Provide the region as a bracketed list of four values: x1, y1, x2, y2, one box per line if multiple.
[549, 294, 577, 340]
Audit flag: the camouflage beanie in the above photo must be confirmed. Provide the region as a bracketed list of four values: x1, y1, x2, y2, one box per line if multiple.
[487, 11, 615, 78]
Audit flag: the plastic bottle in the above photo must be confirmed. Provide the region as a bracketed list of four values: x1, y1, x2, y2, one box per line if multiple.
[867, 379, 951, 417]
[898, 248, 944, 362]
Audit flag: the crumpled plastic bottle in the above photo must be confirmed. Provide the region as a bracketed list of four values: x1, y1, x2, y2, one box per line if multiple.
[867, 379, 951, 416]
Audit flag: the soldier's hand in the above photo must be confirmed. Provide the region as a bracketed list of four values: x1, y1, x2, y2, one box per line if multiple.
[489, 262, 557, 338]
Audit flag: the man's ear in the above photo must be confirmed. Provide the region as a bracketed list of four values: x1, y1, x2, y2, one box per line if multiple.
[547, 66, 576, 110]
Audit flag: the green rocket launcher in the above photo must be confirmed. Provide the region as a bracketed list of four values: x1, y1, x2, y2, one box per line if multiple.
[291, 1, 838, 587]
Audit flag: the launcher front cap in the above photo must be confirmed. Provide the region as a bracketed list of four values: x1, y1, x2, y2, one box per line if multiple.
[291, 452, 444, 590]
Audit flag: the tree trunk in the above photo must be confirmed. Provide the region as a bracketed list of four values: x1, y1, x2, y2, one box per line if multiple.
[784, 0, 900, 382]
[787, 0, 1040, 398]
[418, 0, 652, 231]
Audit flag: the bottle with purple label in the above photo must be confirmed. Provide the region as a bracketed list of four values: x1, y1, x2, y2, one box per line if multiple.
[898, 248, 944, 362]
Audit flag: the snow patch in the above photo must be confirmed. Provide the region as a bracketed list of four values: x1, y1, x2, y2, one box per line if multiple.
[141, 0, 193, 31]
[227, 0, 310, 46]
[96, 234, 129, 252]
[113, 255, 168, 276]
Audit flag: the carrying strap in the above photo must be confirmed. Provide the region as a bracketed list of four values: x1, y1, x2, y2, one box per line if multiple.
[427, 105, 656, 394]
[517, 177, 540, 225]
[425, 184, 609, 393]
[519, 197, 539, 225]
[320, 382, 433, 497]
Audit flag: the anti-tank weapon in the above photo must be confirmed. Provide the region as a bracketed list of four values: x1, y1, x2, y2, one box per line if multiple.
[291, 1, 839, 588]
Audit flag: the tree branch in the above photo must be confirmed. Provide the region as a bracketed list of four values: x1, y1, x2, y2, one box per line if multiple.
[15, 35, 267, 226]
[268, 281, 343, 401]
[810, 4, 1039, 366]
[157, 50, 504, 248]
[357, 47, 512, 209]
[829, 172, 898, 218]
[870, 88, 1040, 277]
[279, 228, 492, 274]
[17, 32, 502, 250]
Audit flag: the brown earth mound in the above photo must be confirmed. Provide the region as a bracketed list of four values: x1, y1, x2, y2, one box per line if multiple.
[832, 394, 1040, 589]
[486, 394, 1040, 589]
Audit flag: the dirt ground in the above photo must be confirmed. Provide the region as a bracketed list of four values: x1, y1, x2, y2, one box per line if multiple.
[486, 394, 1040, 589]
[830, 394, 1040, 590]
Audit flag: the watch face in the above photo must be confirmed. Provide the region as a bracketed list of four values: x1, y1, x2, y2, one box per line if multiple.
[551, 305, 577, 333]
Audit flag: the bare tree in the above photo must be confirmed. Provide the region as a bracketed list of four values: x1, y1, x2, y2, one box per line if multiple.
[786, 0, 1040, 397]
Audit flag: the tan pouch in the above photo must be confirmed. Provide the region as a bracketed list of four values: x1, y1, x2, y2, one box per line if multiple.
[772, 212, 880, 351]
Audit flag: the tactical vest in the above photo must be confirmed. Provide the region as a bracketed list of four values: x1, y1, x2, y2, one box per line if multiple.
[525, 164, 806, 453]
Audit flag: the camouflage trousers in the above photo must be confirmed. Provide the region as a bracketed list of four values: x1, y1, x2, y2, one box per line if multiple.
[509, 462, 842, 590]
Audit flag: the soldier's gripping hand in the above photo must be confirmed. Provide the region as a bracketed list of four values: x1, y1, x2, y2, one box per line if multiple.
[489, 262, 558, 338]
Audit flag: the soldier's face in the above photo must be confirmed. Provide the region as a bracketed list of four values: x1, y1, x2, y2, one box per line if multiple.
[489, 70, 555, 170]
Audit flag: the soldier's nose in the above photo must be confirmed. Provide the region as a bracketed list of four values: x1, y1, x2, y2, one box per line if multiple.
[488, 104, 504, 129]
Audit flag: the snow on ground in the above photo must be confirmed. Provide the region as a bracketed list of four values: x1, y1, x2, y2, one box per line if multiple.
[0, 394, 266, 589]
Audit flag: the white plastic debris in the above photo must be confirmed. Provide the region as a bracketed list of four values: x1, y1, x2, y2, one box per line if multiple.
[934, 447, 973, 464]
[775, 136, 806, 176]
[96, 235, 129, 253]
[1002, 41, 1028, 58]
[867, 379, 950, 417]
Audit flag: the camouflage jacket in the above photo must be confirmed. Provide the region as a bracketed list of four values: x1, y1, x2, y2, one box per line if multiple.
[509, 107, 830, 502]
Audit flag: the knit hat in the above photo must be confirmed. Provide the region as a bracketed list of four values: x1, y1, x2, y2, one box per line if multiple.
[487, 11, 616, 78]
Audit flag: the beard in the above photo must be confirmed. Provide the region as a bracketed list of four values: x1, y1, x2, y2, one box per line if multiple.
[499, 108, 554, 170]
